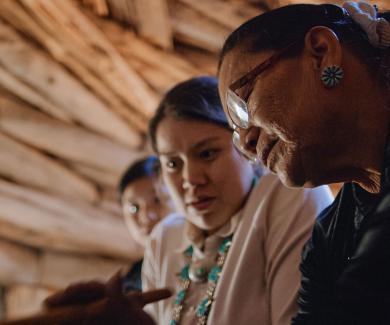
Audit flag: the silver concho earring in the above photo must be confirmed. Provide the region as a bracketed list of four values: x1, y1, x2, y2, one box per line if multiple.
[321, 65, 344, 88]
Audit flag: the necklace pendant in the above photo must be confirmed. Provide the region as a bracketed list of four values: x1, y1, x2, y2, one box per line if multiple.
[189, 265, 208, 283]
[171, 235, 234, 325]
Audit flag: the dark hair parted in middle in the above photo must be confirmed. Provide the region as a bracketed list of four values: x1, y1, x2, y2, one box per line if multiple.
[219, 4, 390, 86]
[149, 76, 230, 152]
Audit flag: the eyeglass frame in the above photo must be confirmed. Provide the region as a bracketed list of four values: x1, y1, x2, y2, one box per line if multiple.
[226, 42, 299, 130]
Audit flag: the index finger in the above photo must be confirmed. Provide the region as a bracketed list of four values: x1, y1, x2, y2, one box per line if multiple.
[139, 289, 172, 306]
[45, 281, 106, 308]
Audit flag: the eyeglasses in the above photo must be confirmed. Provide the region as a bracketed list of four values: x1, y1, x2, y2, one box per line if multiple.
[232, 127, 260, 164]
[226, 43, 297, 130]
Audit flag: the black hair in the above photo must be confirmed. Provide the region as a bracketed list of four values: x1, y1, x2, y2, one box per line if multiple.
[117, 156, 160, 198]
[149, 76, 230, 152]
[219, 4, 390, 86]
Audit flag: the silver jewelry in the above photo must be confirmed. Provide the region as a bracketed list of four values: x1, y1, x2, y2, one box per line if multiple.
[171, 235, 233, 325]
[321, 65, 344, 88]
[189, 259, 213, 283]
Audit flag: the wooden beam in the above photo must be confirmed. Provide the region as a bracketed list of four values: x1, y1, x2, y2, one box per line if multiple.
[0, 238, 132, 289]
[126, 59, 181, 95]
[0, 8, 143, 147]
[90, 15, 201, 93]
[0, 95, 140, 175]
[106, 0, 136, 24]
[40, 252, 129, 289]
[82, 0, 110, 16]
[178, 0, 261, 30]
[0, 239, 39, 287]
[71, 163, 120, 188]
[98, 197, 123, 218]
[0, 180, 139, 260]
[171, 1, 231, 53]
[0, 66, 72, 123]
[14, 0, 150, 132]
[175, 44, 218, 75]
[0, 133, 98, 202]
[5, 285, 52, 319]
[130, 0, 173, 49]
[98, 18, 199, 78]
[20, 0, 159, 118]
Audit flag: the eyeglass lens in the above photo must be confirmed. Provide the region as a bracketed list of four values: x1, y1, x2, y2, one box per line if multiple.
[227, 89, 250, 129]
[232, 130, 259, 164]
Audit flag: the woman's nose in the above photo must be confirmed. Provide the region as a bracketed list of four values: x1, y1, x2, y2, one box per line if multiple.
[182, 161, 206, 189]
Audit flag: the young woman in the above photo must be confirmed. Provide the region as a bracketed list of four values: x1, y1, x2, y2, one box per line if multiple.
[119, 156, 175, 292]
[218, 2, 390, 323]
[142, 76, 333, 325]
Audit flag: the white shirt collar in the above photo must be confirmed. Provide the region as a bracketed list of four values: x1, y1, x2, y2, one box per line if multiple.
[175, 210, 242, 254]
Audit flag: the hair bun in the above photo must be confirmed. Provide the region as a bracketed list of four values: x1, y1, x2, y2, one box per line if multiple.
[377, 18, 390, 48]
[343, 1, 390, 48]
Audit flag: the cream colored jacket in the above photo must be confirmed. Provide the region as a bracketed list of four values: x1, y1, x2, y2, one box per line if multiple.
[142, 173, 333, 325]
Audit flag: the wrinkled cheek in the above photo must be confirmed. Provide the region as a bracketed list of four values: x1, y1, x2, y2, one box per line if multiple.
[274, 142, 305, 187]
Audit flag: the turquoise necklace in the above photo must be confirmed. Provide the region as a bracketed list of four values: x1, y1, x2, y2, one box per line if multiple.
[170, 235, 234, 325]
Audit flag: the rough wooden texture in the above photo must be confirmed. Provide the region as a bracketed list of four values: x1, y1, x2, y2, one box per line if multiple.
[0, 67, 72, 123]
[0, 180, 139, 259]
[83, 0, 109, 15]
[177, 0, 261, 30]
[0, 17, 142, 147]
[5, 286, 52, 319]
[171, 1, 231, 53]
[0, 133, 98, 202]
[0, 239, 39, 287]
[0, 0, 156, 134]
[88, 12, 203, 93]
[0, 238, 131, 290]
[131, 0, 173, 49]
[0, 95, 139, 175]
[40, 252, 129, 289]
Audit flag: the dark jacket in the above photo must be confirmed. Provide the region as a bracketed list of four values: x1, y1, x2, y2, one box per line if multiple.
[292, 140, 390, 325]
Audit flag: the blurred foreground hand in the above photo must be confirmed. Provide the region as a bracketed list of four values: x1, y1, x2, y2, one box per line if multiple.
[0, 273, 171, 325]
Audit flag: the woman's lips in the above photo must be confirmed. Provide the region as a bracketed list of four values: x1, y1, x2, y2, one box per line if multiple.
[187, 197, 216, 212]
[260, 139, 278, 167]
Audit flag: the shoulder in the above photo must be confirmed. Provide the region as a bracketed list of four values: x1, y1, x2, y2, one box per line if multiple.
[356, 188, 390, 257]
[144, 213, 186, 271]
[248, 173, 333, 215]
[147, 213, 186, 254]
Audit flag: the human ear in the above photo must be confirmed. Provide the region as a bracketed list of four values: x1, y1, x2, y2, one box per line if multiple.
[303, 26, 343, 71]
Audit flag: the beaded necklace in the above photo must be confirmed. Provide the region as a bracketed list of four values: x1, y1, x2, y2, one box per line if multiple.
[170, 235, 233, 325]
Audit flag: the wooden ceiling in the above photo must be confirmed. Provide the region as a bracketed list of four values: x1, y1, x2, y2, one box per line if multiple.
[0, 0, 388, 317]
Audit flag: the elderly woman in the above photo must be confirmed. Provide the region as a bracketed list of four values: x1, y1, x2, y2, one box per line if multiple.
[218, 2, 390, 324]
[142, 76, 332, 325]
